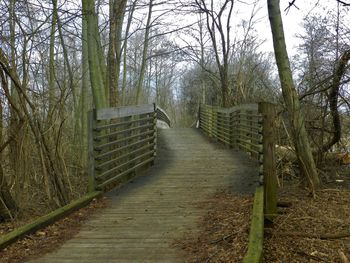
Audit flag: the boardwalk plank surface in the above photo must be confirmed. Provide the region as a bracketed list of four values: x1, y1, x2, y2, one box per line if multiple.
[28, 128, 258, 263]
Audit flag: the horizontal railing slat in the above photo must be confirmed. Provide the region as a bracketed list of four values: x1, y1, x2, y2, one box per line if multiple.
[94, 123, 153, 141]
[95, 143, 155, 170]
[94, 130, 154, 151]
[96, 104, 154, 120]
[94, 115, 154, 131]
[96, 157, 155, 190]
[95, 136, 154, 160]
[96, 149, 155, 180]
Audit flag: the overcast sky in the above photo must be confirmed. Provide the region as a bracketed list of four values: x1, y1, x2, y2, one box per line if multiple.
[255, 0, 342, 55]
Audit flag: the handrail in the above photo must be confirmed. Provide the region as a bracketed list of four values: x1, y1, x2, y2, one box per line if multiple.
[156, 106, 171, 127]
[88, 104, 171, 191]
[198, 102, 277, 262]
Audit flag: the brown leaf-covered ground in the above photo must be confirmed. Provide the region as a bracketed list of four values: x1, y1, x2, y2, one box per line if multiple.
[264, 186, 350, 262]
[174, 191, 254, 263]
[0, 197, 108, 263]
[176, 168, 350, 262]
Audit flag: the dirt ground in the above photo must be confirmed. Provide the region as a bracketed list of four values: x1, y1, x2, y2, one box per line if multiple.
[173, 191, 253, 262]
[264, 185, 350, 262]
[176, 165, 350, 263]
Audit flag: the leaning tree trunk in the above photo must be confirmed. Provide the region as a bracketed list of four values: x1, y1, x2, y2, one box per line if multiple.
[321, 49, 350, 153]
[267, 0, 320, 188]
[0, 86, 17, 220]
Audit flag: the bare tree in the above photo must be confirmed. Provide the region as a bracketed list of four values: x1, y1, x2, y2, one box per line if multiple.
[194, 0, 233, 107]
[267, 0, 320, 189]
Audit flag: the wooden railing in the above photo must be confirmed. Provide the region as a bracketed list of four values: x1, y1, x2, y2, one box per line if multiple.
[199, 104, 263, 165]
[0, 104, 171, 250]
[199, 102, 276, 263]
[88, 104, 170, 191]
[156, 106, 171, 127]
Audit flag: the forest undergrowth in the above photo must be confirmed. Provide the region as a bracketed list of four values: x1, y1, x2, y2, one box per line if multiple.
[175, 162, 350, 263]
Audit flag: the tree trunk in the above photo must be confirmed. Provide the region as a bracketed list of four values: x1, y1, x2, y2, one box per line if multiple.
[135, 0, 153, 104]
[82, 0, 108, 110]
[321, 50, 350, 152]
[48, 0, 57, 117]
[267, 0, 320, 188]
[121, 0, 137, 105]
[107, 0, 127, 107]
[80, 9, 90, 167]
[0, 92, 17, 220]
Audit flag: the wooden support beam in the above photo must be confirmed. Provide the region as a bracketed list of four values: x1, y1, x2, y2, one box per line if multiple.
[87, 110, 97, 193]
[243, 186, 264, 263]
[0, 191, 102, 250]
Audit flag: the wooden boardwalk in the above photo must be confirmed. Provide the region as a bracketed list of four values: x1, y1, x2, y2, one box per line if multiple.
[29, 128, 258, 263]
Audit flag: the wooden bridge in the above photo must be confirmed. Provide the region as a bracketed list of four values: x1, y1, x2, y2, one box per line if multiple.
[23, 103, 275, 262]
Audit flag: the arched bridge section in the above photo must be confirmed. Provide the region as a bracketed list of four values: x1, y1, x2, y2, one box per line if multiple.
[28, 104, 259, 263]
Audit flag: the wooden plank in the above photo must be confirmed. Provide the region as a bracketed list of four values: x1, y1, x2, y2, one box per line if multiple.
[96, 150, 154, 180]
[95, 136, 154, 160]
[94, 130, 154, 151]
[95, 143, 155, 170]
[243, 186, 264, 263]
[95, 115, 153, 131]
[94, 122, 153, 141]
[96, 104, 154, 120]
[0, 191, 102, 250]
[87, 110, 96, 192]
[155, 106, 171, 127]
[96, 157, 155, 189]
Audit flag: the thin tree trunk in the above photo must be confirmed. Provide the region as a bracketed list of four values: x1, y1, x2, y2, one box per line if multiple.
[121, 0, 137, 105]
[80, 10, 90, 167]
[0, 77, 17, 220]
[267, 0, 320, 188]
[107, 0, 127, 107]
[135, 0, 153, 104]
[195, 0, 233, 107]
[321, 50, 350, 152]
[48, 0, 57, 117]
[0, 48, 69, 206]
[82, 0, 108, 110]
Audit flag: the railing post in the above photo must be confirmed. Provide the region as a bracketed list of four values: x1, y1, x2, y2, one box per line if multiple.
[152, 103, 157, 164]
[259, 102, 277, 221]
[230, 110, 236, 148]
[213, 107, 218, 140]
[208, 106, 213, 137]
[87, 109, 97, 193]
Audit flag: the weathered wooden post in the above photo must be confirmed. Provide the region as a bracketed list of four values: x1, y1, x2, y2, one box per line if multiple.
[87, 109, 97, 193]
[229, 108, 237, 148]
[213, 106, 218, 140]
[259, 102, 277, 221]
[152, 103, 157, 165]
[208, 106, 213, 138]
